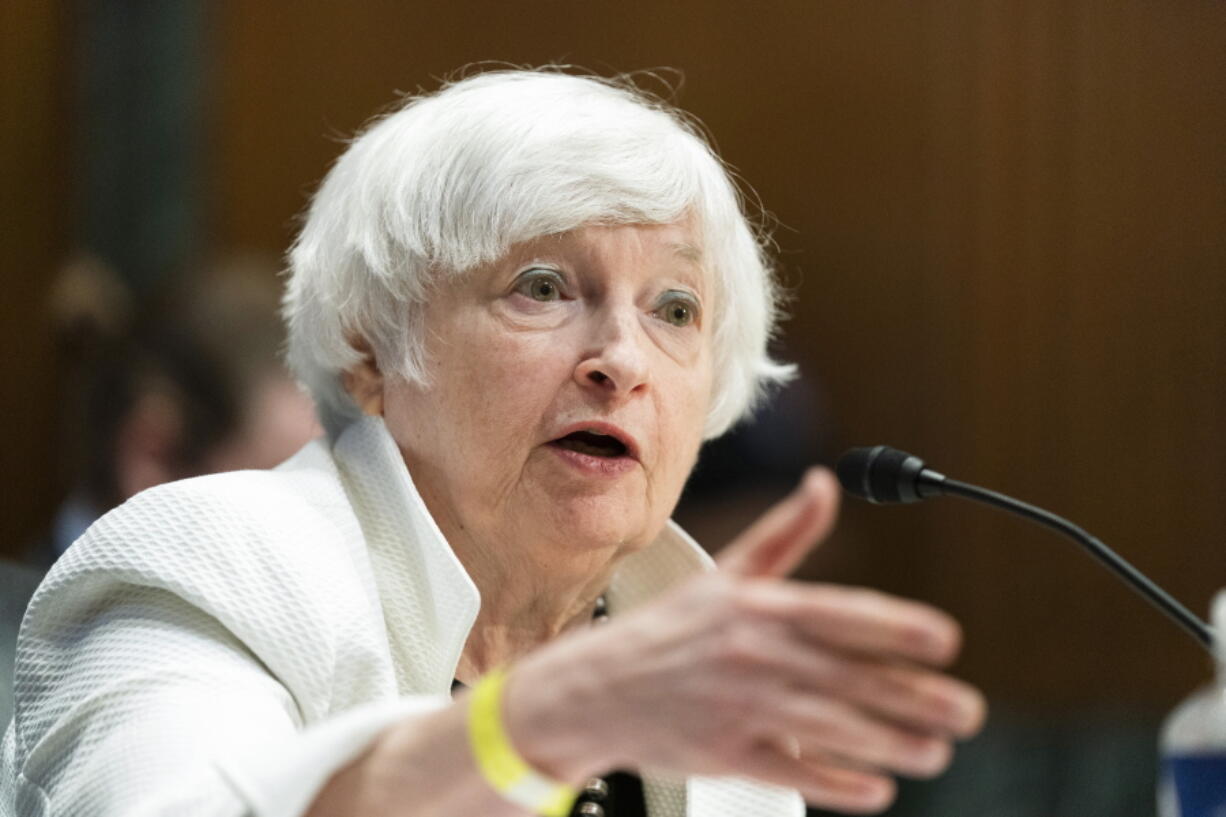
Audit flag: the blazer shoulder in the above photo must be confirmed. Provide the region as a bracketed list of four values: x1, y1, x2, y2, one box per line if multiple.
[37, 446, 373, 640]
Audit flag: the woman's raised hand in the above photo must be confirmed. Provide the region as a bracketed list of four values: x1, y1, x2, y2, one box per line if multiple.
[507, 468, 986, 814]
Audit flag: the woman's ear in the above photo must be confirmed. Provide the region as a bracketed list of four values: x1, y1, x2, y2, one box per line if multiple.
[341, 336, 384, 416]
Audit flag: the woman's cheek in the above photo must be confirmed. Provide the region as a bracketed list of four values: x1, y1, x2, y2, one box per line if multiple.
[666, 365, 714, 467]
[642, 320, 707, 368]
[473, 339, 568, 432]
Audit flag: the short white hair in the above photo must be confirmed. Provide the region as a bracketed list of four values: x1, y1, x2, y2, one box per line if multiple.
[284, 69, 794, 440]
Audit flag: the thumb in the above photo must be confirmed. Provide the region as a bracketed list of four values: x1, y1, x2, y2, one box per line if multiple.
[716, 467, 841, 578]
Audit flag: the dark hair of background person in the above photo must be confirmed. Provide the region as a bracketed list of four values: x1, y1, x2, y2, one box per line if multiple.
[33, 254, 319, 566]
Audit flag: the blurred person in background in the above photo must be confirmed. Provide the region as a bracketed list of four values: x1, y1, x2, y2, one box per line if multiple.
[30, 253, 321, 567]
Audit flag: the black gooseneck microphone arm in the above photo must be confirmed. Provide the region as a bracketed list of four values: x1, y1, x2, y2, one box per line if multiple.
[940, 475, 1214, 651]
[838, 446, 1215, 653]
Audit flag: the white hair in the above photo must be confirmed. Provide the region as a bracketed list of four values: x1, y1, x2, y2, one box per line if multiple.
[284, 68, 794, 440]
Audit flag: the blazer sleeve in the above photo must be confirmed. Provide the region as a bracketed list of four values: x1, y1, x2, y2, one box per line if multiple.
[2, 477, 449, 817]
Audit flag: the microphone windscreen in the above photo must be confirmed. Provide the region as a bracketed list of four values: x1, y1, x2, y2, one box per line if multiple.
[836, 446, 882, 501]
[836, 446, 922, 503]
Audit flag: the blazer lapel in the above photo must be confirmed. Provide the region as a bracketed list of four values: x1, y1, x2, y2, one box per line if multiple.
[333, 417, 480, 696]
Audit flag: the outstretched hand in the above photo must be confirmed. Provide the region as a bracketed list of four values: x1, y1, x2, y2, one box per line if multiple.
[510, 468, 986, 814]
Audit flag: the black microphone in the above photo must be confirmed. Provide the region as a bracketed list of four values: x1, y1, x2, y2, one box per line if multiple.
[837, 445, 1215, 653]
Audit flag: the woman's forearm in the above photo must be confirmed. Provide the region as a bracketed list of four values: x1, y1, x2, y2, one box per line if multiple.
[305, 701, 504, 817]
[303, 679, 605, 817]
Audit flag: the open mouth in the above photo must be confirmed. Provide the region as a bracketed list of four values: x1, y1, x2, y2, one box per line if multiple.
[551, 430, 629, 458]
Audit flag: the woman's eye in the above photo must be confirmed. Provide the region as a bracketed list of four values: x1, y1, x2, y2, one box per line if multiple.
[656, 296, 698, 327]
[515, 270, 564, 302]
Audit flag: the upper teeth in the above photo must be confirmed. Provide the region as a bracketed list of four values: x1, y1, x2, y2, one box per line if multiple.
[587, 429, 609, 435]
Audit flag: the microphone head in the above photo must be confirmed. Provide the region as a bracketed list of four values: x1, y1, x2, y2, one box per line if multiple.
[836, 445, 940, 504]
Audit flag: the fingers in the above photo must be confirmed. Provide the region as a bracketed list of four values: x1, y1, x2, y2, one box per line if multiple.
[821, 657, 987, 740]
[717, 467, 840, 579]
[737, 742, 896, 814]
[717, 621, 985, 739]
[733, 580, 965, 667]
[760, 694, 956, 779]
[696, 581, 984, 785]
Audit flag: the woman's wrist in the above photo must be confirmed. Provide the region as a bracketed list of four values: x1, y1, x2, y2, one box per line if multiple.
[500, 638, 617, 784]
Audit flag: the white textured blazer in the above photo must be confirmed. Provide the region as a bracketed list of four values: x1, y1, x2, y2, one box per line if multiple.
[1, 417, 803, 817]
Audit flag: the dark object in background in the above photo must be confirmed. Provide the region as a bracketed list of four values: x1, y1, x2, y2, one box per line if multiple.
[674, 373, 829, 553]
[809, 707, 1160, 817]
[686, 373, 829, 499]
[0, 560, 42, 727]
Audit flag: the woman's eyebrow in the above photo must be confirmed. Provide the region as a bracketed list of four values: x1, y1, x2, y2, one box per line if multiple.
[667, 243, 707, 293]
[669, 242, 703, 264]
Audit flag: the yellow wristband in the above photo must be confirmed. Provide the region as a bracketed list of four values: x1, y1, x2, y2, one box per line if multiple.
[468, 667, 578, 817]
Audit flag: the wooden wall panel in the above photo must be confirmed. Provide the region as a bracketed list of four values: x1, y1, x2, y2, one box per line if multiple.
[0, 2, 68, 554]
[201, 0, 1226, 710]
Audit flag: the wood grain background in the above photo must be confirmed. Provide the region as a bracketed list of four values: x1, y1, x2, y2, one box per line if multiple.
[3, 0, 1224, 711]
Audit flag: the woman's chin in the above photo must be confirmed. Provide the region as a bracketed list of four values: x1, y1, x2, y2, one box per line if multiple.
[540, 501, 657, 556]
[512, 453, 672, 553]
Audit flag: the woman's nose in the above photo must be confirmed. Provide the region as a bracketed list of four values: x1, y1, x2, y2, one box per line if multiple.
[574, 310, 650, 399]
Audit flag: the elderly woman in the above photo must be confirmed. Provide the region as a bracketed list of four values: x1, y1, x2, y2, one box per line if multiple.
[2, 70, 984, 817]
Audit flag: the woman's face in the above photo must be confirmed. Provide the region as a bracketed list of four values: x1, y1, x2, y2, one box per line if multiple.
[381, 221, 715, 564]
